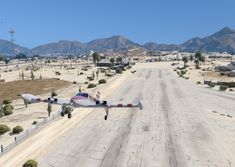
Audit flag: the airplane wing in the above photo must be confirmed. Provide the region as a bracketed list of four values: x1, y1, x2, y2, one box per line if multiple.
[45, 97, 71, 105]
[84, 101, 143, 120]
[84, 101, 143, 110]
[109, 101, 143, 110]
[20, 94, 71, 105]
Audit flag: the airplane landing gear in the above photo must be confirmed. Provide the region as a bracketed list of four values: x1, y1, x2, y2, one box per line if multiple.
[104, 107, 109, 120]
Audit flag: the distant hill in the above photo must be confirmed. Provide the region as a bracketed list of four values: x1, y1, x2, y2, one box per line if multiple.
[143, 42, 181, 51]
[1, 27, 235, 56]
[32, 40, 86, 55]
[0, 39, 30, 56]
[181, 27, 235, 53]
[31, 36, 140, 55]
[86, 36, 140, 51]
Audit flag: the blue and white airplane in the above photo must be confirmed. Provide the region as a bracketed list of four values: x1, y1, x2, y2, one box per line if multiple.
[20, 92, 143, 120]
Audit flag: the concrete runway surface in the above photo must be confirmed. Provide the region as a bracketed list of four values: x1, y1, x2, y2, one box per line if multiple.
[1, 64, 235, 167]
[38, 66, 235, 167]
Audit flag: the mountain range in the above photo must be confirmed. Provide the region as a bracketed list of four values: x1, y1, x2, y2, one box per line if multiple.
[1, 27, 235, 56]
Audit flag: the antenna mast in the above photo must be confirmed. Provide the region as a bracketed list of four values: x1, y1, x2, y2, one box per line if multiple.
[9, 27, 16, 56]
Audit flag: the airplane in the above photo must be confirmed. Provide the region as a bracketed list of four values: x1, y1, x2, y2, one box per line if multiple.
[19, 91, 143, 120]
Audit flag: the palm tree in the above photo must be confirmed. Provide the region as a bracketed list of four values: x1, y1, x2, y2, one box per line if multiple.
[182, 56, 188, 68]
[116, 57, 122, 64]
[0, 54, 4, 61]
[92, 52, 100, 66]
[4, 58, 10, 69]
[189, 55, 194, 62]
[110, 57, 115, 67]
[194, 52, 202, 68]
[199, 55, 206, 65]
[194, 59, 200, 69]
[195, 52, 202, 59]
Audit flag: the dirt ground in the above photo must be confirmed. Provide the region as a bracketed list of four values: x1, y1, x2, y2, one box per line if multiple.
[0, 79, 71, 102]
[175, 60, 235, 87]
[0, 60, 125, 146]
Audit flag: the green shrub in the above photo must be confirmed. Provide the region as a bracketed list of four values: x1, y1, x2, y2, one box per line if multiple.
[126, 66, 132, 69]
[23, 159, 38, 167]
[197, 81, 201, 84]
[131, 70, 136, 73]
[87, 83, 96, 88]
[72, 81, 77, 84]
[116, 68, 122, 74]
[12, 125, 23, 134]
[3, 104, 14, 115]
[219, 85, 228, 91]
[32, 120, 38, 125]
[180, 70, 186, 75]
[4, 108, 13, 115]
[229, 88, 234, 92]
[4, 104, 14, 110]
[107, 73, 113, 77]
[88, 77, 94, 81]
[55, 71, 61, 75]
[0, 124, 10, 135]
[84, 81, 89, 84]
[3, 99, 12, 105]
[208, 83, 215, 88]
[99, 79, 106, 84]
[83, 67, 88, 71]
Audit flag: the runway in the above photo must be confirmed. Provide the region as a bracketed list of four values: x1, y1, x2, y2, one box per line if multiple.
[39, 65, 235, 167]
[1, 63, 235, 167]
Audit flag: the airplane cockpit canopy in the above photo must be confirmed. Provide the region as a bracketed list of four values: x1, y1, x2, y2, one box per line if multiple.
[76, 93, 89, 98]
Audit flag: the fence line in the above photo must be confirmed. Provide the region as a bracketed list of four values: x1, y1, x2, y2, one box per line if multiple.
[0, 109, 62, 157]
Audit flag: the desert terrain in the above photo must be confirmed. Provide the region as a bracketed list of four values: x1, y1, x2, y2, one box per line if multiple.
[0, 61, 235, 167]
[0, 60, 116, 146]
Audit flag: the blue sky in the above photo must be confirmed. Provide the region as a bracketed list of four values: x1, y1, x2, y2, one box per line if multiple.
[0, 0, 234, 48]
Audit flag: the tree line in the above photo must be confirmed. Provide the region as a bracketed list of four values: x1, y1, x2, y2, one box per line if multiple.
[182, 52, 205, 68]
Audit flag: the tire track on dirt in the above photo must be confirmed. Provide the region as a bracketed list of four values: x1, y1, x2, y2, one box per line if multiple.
[99, 108, 136, 167]
[99, 73, 146, 167]
[159, 77, 184, 167]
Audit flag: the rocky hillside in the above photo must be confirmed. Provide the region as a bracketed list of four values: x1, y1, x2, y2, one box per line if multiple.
[1, 27, 235, 56]
[0, 39, 30, 56]
[181, 27, 235, 53]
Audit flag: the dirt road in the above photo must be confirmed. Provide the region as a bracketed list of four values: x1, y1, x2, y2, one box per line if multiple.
[1, 63, 235, 167]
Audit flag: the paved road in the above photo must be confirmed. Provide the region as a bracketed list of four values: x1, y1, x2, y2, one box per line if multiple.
[38, 65, 235, 167]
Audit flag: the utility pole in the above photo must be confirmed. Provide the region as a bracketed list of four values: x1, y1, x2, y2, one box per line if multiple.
[9, 27, 15, 57]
